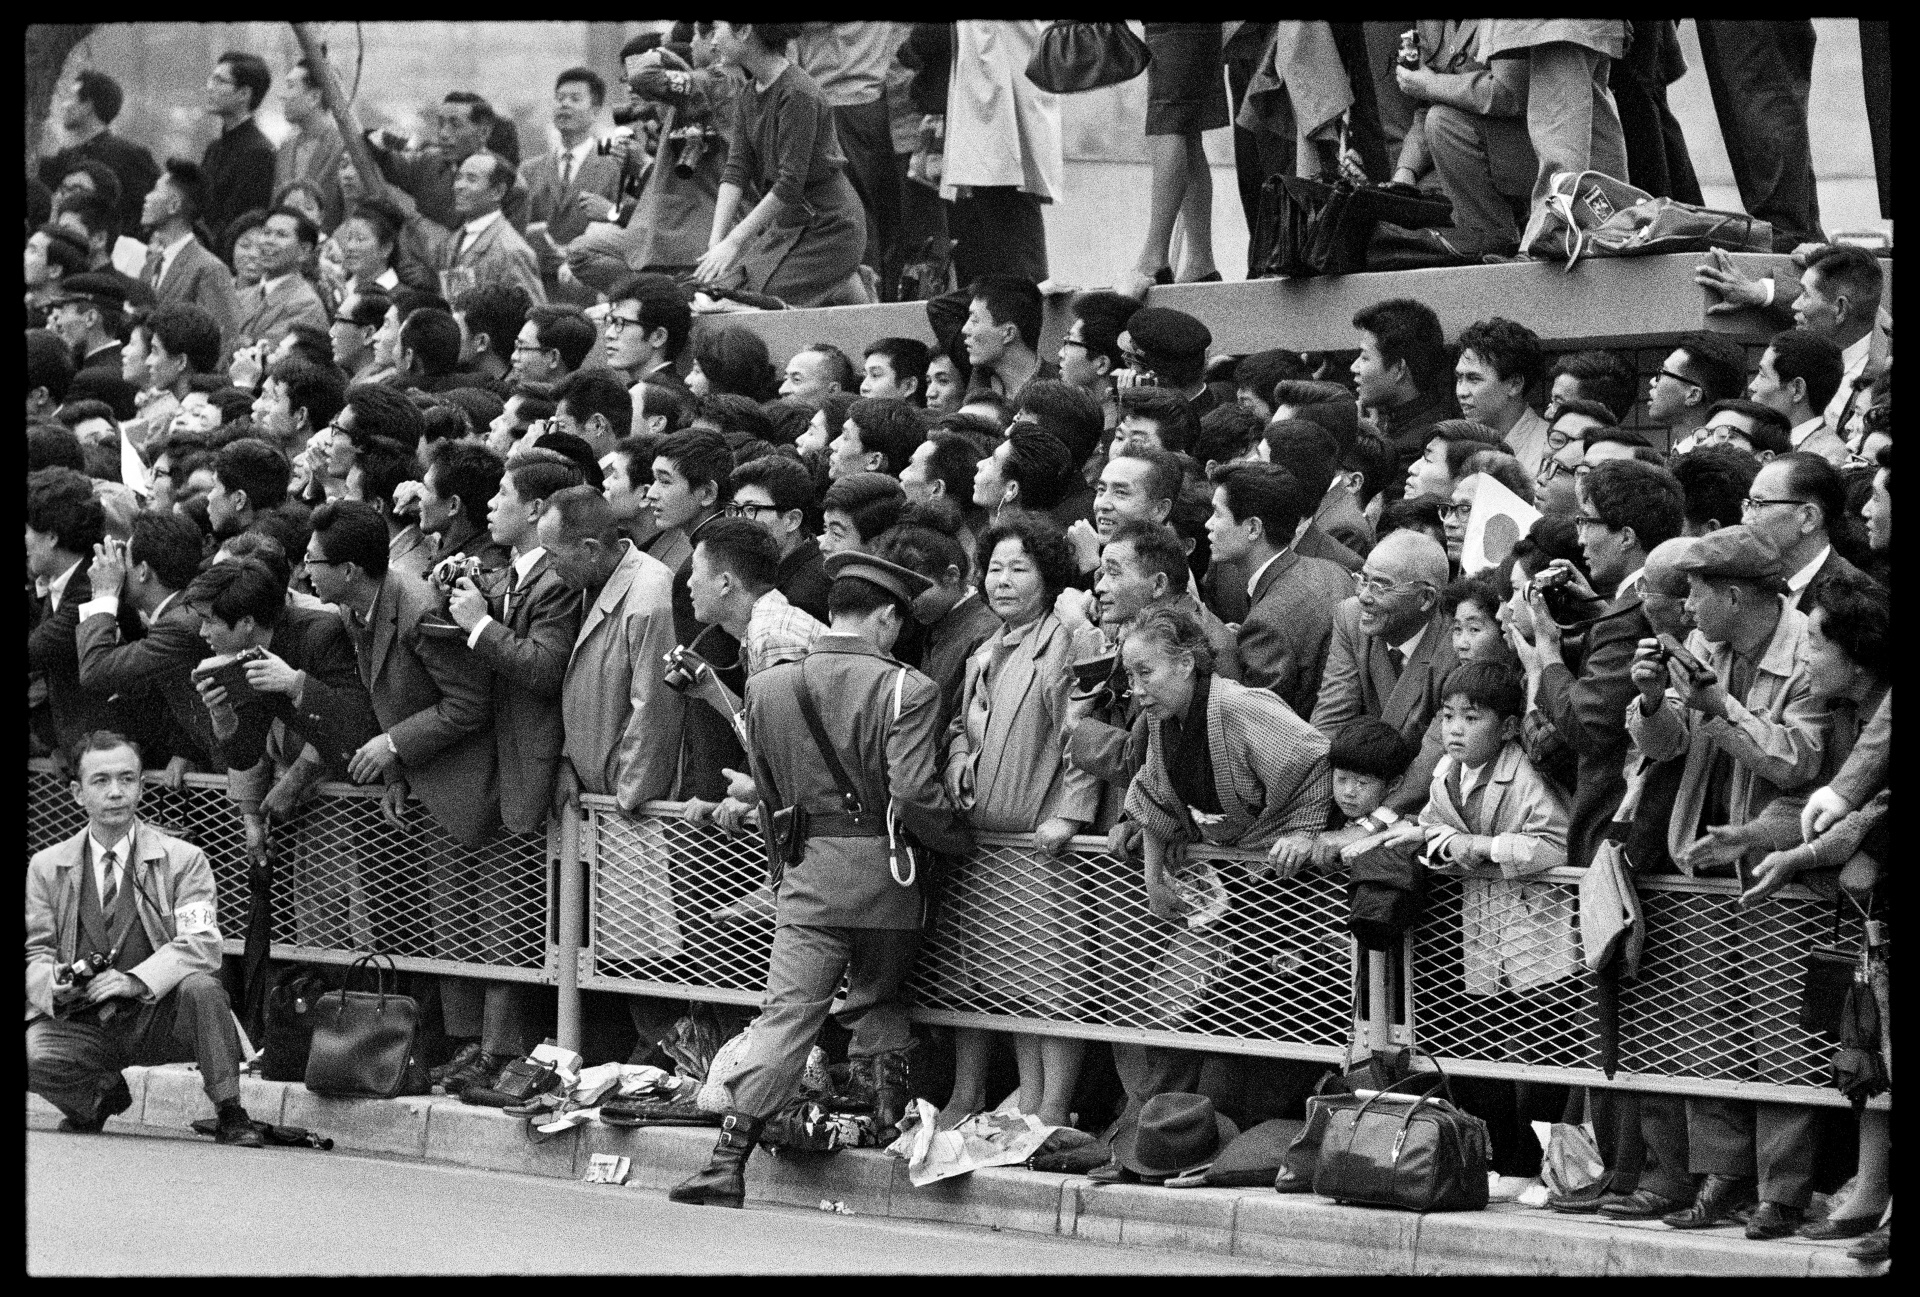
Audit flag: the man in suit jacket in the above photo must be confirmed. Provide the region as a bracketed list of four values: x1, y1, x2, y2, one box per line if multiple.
[39, 70, 161, 237]
[29, 469, 135, 766]
[73, 511, 219, 770]
[439, 152, 545, 307]
[273, 60, 347, 232]
[27, 732, 264, 1143]
[230, 208, 328, 353]
[1207, 464, 1353, 717]
[541, 487, 686, 814]
[137, 160, 238, 360]
[521, 68, 624, 304]
[1311, 530, 1457, 813]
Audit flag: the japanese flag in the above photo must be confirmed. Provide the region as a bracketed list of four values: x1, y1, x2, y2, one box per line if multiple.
[1460, 473, 1542, 576]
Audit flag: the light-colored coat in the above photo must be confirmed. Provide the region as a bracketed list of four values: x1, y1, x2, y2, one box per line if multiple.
[438, 212, 546, 306]
[947, 610, 1101, 833]
[26, 822, 222, 1022]
[941, 21, 1063, 202]
[1417, 742, 1575, 996]
[232, 273, 330, 352]
[1626, 603, 1829, 871]
[561, 543, 686, 813]
[1126, 674, 1333, 851]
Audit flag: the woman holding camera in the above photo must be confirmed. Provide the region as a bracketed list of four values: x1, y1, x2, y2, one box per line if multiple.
[694, 22, 870, 307]
[938, 511, 1101, 1128]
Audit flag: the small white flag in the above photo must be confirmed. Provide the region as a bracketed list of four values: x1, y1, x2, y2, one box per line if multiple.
[1459, 473, 1542, 576]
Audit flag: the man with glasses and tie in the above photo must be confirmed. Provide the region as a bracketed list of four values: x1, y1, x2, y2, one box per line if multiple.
[28, 730, 265, 1146]
[1311, 529, 1456, 815]
[1738, 452, 1862, 614]
[600, 273, 692, 392]
[1646, 333, 1747, 457]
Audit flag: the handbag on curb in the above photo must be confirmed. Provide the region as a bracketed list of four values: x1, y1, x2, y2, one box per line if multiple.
[303, 954, 430, 1099]
[1024, 22, 1151, 95]
[1252, 175, 1455, 279]
[259, 965, 335, 1083]
[1311, 1051, 1491, 1212]
[1523, 169, 1773, 271]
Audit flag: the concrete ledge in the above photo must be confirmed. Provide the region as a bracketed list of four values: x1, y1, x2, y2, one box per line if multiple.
[28, 1066, 1880, 1277]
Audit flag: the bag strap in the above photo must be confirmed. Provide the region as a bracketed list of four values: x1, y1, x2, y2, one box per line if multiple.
[885, 667, 915, 887]
[795, 659, 865, 816]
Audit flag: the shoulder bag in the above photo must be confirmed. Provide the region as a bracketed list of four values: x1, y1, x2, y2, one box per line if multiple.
[1311, 1052, 1491, 1212]
[303, 953, 430, 1099]
[1024, 22, 1151, 95]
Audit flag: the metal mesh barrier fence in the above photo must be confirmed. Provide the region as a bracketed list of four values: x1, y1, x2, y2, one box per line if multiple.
[28, 761, 549, 984]
[27, 767, 1872, 1106]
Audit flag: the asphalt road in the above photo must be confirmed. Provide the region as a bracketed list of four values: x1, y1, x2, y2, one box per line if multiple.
[27, 1131, 1300, 1275]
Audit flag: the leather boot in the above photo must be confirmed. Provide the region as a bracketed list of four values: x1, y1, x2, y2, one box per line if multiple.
[871, 1048, 914, 1139]
[1662, 1173, 1755, 1229]
[667, 1111, 763, 1208]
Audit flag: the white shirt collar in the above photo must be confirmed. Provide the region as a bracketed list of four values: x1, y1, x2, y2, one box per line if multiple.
[1393, 624, 1426, 662]
[1790, 415, 1826, 448]
[258, 272, 295, 296]
[1840, 334, 1872, 375]
[46, 559, 83, 610]
[1615, 566, 1645, 599]
[1786, 544, 1831, 594]
[462, 208, 504, 239]
[374, 266, 400, 290]
[1245, 548, 1288, 600]
[89, 825, 134, 895]
[153, 229, 194, 280]
[1457, 758, 1492, 802]
[511, 546, 545, 583]
[560, 138, 594, 172]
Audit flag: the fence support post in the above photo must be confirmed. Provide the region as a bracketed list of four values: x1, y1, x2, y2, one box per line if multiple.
[1366, 948, 1392, 1055]
[553, 806, 584, 1053]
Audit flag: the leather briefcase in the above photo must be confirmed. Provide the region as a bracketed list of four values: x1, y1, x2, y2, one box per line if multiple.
[304, 954, 430, 1099]
[1312, 1058, 1490, 1212]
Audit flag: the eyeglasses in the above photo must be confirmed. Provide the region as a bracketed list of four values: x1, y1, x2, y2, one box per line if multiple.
[511, 342, 552, 354]
[1742, 496, 1808, 513]
[1572, 513, 1616, 533]
[1058, 337, 1089, 353]
[1355, 572, 1428, 598]
[603, 314, 645, 333]
[300, 554, 344, 569]
[1545, 428, 1577, 451]
[1438, 502, 1472, 522]
[1657, 368, 1701, 389]
[724, 501, 779, 520]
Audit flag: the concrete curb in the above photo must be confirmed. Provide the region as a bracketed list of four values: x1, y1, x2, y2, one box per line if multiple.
[28, 1065, 1875, 1277]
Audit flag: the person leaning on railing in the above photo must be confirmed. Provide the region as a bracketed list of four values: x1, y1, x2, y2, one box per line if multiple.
[1082, 605, 1332, 1183]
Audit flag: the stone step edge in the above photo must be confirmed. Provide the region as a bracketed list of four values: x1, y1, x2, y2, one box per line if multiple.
[27, 1066, 1870, 1278]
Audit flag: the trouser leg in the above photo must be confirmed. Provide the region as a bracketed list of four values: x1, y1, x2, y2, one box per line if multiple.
[893, 152, 950, 293]
[949, 187, 1047, 286]
[481, 981, 536, 1059]
[727, 924, 855, 1119]
[1685, 1096, 1757, 1179]
[1858, 20, 1891, 220]
[1363, 22, 1417, 162]
[1524, 42, 1627, 208]
[1589, 1086, 1646, 1193]
[1695, 20, 1822, 248]
[832, 99, 900, 281]
[837, 928, 921, 1059]
[1425, 104, 1534, 256]
[441, 977, 485, 1041]
[26, 1015, 126, 1122]
[1451, 1075, 1539, 1176]
[1637, 1091, 1694, 1199]
[1110, 1042, 1205, 1124]
[1754, 1102, 1820, 1207]
[127, 971, 245, 1104]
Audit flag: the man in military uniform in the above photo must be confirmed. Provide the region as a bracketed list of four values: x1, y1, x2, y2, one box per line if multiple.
[669, 551, 972, 1209]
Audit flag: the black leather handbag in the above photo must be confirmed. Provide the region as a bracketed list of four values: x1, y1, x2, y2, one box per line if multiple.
[1798, 900, 1858, 1042]
[1312, 1057, 1491, 1212]
[304, 954, 430, 1099]
[1024, 22, 1151, 95]
[260, 966, 336, 1083]
[1253, 176, 1456, 279]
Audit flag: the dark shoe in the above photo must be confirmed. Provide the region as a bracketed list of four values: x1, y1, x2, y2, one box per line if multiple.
[1151, 266, 1173, 286]
[1598, 1187, 1690, 1220]
[1799, 1212, 1882, 1241]
[1272, 1169, 1315, 1193]
[214, 1105, 266, 1148]
[667, 1111, 763, 1208]
[429, 1040, 481, 1086]
[1662, 1174, 1754, 1229]
[1548, 1184, 1631, 1215]
[57, 1074, 134, 1133]
[1743, 1201, 1804, 1240]
[441, 1050, 512, 1096]
[1085, 1158, 1138, 1185]
[1183, 270, 1222, 283]
[870, 1048, 913, 1140]
[1848, 1223, 1890, 1263]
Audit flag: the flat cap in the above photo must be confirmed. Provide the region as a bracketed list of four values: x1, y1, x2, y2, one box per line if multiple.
[47, 271, 131, 314]
[1125, 306, 1211, 361]
[1673, 525, 1789, 594]
[824, 550, 932, 604]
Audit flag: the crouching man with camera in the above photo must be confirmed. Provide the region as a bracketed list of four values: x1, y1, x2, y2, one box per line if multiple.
[27, 730, 264, 1146]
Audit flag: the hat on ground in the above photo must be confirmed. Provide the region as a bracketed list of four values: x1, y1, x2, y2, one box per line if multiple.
[824, 550, 933, 605]
[1672, 524, 1789, 595]
[47, 271, 131, 316]
[1197, 1116, 1307, 1188]
[1113, 1092, 1239, 1178]
[1124, 307, 1211, 363]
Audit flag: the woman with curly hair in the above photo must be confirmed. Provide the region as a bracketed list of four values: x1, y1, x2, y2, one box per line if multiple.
[938, 510, 1103, 1127]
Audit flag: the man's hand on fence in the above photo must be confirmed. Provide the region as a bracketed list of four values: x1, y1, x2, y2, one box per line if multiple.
[379, 780, 409, 829]
[1740, 847, 1807, 907]
[721, 767, 756, 802]
[1680, 824, 1750, 873]
[1106, 818, 1142, 864]
[551, 761, 580, 815]
[242, 812, 270, 865]
[1263, 834, 1318, 881]
[160, 755, 192, 792]
[713, 796, 755, 838]
[1800, 786, 1853, 841]
[1033, 816, 1079, 858]
[348, 733, 401, 784]
[1145, 874, 1189, 923]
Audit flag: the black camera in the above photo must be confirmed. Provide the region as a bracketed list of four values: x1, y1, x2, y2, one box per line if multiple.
[55, 952, 111, 986]
[191, 645, 266, 704]
[1396, 29, 1422, 70]
[662, 644, 711, 694]
[1071, 653, 1127, 714]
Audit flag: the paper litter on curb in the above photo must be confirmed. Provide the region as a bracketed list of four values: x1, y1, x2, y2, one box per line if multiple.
[585, 1154, 630, 1185]
[885, 1098, 1068, 1187]
[817, 1199, 855, 1215]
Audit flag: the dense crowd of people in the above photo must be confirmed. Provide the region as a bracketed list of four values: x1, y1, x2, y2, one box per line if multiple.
[25, 21, 1890, 1261]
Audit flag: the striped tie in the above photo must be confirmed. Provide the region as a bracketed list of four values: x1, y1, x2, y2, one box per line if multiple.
[100, 846, 119, 912]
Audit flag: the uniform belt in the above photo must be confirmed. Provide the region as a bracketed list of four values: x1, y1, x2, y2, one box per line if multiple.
[803, 810, 887, 839]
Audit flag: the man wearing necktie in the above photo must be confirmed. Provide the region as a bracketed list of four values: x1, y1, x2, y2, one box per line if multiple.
[27, 731, 265, 1146]
[519, 68, 623, 306]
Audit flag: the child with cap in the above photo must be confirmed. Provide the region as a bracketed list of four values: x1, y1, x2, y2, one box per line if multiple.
[1377, 658, 1574, 1204]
